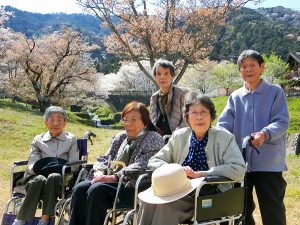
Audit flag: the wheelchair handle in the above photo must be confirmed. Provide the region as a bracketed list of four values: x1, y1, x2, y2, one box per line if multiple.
[82, 131, 96, 145]
[242, 135, 260, 154]
[13, 160, 29, 166]
[110, 161, 126, 169]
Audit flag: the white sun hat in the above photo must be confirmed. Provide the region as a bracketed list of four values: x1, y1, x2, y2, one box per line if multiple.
[138, 163, 204, 204]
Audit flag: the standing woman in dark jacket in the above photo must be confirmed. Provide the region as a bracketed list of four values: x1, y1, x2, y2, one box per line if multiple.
[150, 59, 188, 136]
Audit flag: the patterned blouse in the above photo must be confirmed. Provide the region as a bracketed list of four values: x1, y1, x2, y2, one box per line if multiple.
[182, 131, 209, 171]
[93, 130, 164, 185]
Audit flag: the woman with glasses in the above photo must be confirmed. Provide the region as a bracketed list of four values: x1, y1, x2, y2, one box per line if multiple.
[69, 101, 164, 225]
[137, 91, 246, 225]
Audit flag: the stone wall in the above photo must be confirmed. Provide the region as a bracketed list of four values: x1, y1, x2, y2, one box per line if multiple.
[286, 133, 300, 155]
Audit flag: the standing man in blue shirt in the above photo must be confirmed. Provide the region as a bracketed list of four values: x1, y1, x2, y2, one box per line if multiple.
[217, 49, 289, 225]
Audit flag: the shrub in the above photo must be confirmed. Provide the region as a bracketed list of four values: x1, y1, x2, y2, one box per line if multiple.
[95, 105, 114, 117]
[100, 117, 114, 125]
[74, 112, 90, 119]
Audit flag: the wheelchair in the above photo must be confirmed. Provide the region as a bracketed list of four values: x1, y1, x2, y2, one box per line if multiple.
[182, 136, 253, 225]
[2, 131, 96, 225]
[180, 176, 245, 225]
[117, 173, 245, 225]
[103, 169, 150, 225]
[55, 162, 149, 225]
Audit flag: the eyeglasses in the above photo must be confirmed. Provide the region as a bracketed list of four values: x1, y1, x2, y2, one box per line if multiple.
[188, 110, 210, 118]
[121, 117, 141, 124]
[240, 64, 256, 72]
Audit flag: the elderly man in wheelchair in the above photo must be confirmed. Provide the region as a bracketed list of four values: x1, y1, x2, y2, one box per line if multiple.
[137, 92, 247, 225]
[68, 101, 164, 225]
[9, 106, 79, 225]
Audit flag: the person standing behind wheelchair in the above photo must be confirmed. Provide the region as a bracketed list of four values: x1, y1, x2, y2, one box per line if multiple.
[217, 50, 289, 225]
[68, 101, 164, 225]
[137, 92, 246, 225]
[12, 106, 79, 225]
[150, 59, 188, 136]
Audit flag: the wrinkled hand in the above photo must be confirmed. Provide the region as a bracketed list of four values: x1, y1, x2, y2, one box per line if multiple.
[91, 174, 117, 184]
[183, 166, 203, 179]
[251, 131, 266, 148]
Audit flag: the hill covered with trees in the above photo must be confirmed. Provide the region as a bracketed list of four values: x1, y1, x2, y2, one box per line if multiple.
[2, 5, 300, 69]
[211, 6, 300, 60]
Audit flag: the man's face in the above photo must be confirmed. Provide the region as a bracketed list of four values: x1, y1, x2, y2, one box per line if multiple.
[45, 113, 66, 137]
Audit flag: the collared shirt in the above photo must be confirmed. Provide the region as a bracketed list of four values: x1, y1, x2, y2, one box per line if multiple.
[217, 79, 289, 172]
[26, 131, 78, 175]
[182, 131, 209, 171]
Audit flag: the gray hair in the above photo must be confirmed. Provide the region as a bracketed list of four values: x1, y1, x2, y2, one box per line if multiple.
[183, 91, 216, 121]
[237, 49, 264, 70]
[152, 59, 176, 77]
[44, 106, 67, 121]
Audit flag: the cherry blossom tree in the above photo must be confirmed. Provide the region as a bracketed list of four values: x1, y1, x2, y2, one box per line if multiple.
[3, 27, 98, 111]
[0, 7, 13, 60]
[179, 60, 218, 94]
[76, 0, 261, 87]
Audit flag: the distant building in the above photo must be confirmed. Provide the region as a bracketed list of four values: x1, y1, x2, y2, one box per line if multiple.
[287, 52, 300, 78]
[286, 52, 300, 96]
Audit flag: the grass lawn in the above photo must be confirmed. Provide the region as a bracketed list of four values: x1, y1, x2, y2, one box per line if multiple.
[0, 98, 299, 224]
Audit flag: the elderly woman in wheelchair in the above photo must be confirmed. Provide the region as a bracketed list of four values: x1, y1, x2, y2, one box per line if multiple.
[68, 101, 164, 225]
[137, 92, 247, 225]
[12, 106, 79, 225]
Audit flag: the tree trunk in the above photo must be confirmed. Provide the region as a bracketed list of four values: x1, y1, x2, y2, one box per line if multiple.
[38, 96, 51, 112]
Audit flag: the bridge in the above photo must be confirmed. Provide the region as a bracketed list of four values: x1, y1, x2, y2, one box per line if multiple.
[97, 90, 154, 111]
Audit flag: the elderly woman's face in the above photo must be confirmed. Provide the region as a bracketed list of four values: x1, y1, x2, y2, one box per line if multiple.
[45, 112, 67, 137]
[155, 66, 173, 94]
[122, 110, 146, 138]
[187, 103, 212, 140]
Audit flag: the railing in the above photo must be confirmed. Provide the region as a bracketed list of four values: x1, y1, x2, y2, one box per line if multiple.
[97, 90, 154, 96]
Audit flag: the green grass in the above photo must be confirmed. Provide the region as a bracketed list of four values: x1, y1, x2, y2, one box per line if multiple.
[0, 100, 120, 180]
[0, 98, 299, 224]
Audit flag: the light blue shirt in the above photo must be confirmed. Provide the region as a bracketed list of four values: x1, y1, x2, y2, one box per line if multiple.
[217, 79, 289, 172]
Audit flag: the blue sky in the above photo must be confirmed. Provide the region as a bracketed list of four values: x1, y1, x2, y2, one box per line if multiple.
[0, 0, 300, 14]
[245, 0, 300, 11]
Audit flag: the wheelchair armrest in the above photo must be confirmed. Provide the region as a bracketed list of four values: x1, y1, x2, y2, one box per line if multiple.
[124, 168, 145, 177]
[13, 160, 28, 166]
[204, 176, 233, 183]
[83, 163, 94, 170]
[65, 160, 87, 167]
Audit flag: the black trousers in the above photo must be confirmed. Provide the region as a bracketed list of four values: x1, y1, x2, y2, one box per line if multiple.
[244, 172, 286, 225]
[69, 180, 119, 225]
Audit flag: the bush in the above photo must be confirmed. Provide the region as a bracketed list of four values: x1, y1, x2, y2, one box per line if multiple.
[74, 112, 90, 119]
[95, 105, 114, 117]
[100, 117, 114, 125]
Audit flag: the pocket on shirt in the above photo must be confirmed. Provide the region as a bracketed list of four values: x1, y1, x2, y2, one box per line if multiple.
[260, 142, 281, 165]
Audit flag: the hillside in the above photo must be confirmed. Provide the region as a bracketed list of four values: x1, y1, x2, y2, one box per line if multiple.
[3, 5, 300, 64]
[0, 99, 299, 223]
[210, 7, 300, 60]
